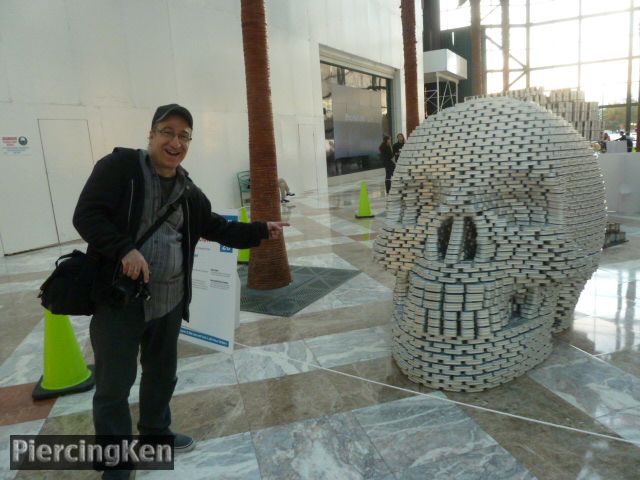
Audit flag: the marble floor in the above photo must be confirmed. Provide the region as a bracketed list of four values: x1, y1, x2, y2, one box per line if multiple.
[1, 168, 639, 479]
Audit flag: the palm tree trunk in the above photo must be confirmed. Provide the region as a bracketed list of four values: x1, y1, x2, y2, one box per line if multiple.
[241, 0, 291, 289]
[470, 0, 483, 96]
[401, 0, 420, 136]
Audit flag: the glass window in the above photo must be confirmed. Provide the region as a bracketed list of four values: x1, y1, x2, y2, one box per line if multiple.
[486, 72, 503, 94]
[530, 0, 579, 23]
[634, 10, 640, 55]
[440, 0, 470, 30]
[582, 0, 631, 15]
[530, 66, 579, 92]
[581, 60, 630, 104]
[530, 21, 580, 67]
[320, 62, 393, 177]
[509, 27, 527, 70]
[581, 13, 629, 62]
[481, 2, 501, 25]
[485, 28, 503, 70]
[510, 71, 527, 90]
[509, 4, 527, 24]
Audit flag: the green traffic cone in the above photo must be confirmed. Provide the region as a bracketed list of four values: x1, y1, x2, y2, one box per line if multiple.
[32, 309, 94, 400]
[355, 181, 375, 218]
[238, 206, 251, 263]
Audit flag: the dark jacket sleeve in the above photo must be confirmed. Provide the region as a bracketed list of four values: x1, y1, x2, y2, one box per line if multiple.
[195, 190, 269, 248]
[73, 153, 136, 261]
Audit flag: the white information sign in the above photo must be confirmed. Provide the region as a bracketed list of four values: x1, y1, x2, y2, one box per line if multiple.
[2, 135, 31, 156]
[180, 210, 240, 353]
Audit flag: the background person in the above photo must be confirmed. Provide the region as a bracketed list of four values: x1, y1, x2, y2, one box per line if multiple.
[380, 134, 395, 194]
[73, 104, 287, 480]
[392, 133, 405, 163]
[278, 178, 295, 203]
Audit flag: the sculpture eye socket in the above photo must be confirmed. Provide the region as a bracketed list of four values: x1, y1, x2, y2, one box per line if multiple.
[463, 217, 477, 261]
[438, 218, 453, 260]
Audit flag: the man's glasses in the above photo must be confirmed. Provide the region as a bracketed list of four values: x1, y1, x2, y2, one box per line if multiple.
[154, 128, 192, 144]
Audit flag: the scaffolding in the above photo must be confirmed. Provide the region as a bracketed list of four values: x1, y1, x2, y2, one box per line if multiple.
[423, 49, 467, 116]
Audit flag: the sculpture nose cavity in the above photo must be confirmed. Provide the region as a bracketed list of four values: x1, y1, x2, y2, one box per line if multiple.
[437, 216, 478, 264]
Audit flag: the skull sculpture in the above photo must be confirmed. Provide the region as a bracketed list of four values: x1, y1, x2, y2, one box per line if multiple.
[374, 97, 606, 392]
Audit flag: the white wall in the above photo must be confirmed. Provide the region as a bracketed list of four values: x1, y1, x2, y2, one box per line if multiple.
[0, 0, 423, 254]
[599, 153, 640, 215]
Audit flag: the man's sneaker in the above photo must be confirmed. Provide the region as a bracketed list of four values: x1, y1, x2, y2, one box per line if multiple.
[286, 192, 295, 196]
[281, 198, 290, 203]
[173, 432, 195, 453]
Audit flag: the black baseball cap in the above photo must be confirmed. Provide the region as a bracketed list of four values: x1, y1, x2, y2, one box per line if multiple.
[152, 104, 193, 129]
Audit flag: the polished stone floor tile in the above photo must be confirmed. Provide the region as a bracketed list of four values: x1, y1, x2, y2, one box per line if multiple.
[0, 383, 55, 426]
[595, 406, 640, 444]
[0, 315, 91, 388]
[461, 402, 640, 480]
[48, 387, 95, 418]
[138, 432, 260, 479]
[239, 309, 283, 325]
[0, 279, 45, 296]
[0, 419, 45, 480]
[233, 340, 317, 384]
[285, 236, 355, 251]
[305, 326, 391, 368]
[238, 370, 347, 431]
[529, 342, 640, 433]
[599, 348, 640, 377]
[348, 232, 378, 242]
[236, 301, 391, 347]
[251, 413, 393, 480]
[328, 356, 424, 411]
[445, 373, 640, 480]
[174, 352, 237, 392]
[289, 252, 358, 270]
[176, 337, 220, 358]
[353, 394, 530, 478]
[0, 241, 85, 276]
[307, 213, 374, 236]
[396, 444, 536, 480]
[296, 273, 391, 315]
[574, 294, 639, 322]
[38, 409, 94, 436]
[148, 385, 249, 442]
[0, 291, 50, 366]
[557, 315, 640, 355]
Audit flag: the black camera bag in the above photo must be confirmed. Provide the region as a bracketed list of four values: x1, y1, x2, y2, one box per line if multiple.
[38, 250, 98, 315]
[38, 199, 181, 315]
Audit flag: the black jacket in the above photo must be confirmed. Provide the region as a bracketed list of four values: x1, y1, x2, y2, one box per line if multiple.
[73, 147, 268, 321]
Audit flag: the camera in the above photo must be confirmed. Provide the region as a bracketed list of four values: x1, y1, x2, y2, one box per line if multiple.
[110, 275, 151, 306]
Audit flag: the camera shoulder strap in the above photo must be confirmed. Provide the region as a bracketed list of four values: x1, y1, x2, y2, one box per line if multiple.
[134, 198, 182, 249]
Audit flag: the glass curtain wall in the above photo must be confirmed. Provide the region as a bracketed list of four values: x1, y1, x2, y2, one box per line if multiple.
[440, 0, 640, 135]
[321, 62, 392, 177]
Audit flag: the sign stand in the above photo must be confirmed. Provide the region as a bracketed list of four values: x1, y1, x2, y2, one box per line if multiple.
[180, 211, 240, 353]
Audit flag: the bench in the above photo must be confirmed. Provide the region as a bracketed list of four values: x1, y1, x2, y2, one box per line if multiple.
[237, 170, 251, 206]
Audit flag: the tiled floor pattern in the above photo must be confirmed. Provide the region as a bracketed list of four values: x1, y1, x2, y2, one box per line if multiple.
[1, 168, 639, 479]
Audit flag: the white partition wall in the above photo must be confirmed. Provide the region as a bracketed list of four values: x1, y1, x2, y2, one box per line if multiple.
[0, 0, 423, 254]
[38, 119, 95, 244]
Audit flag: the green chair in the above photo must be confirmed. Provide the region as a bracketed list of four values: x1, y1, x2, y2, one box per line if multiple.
[237, 171, 251, 207]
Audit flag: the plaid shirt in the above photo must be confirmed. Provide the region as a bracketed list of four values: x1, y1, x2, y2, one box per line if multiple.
[136, 151, 186, 321]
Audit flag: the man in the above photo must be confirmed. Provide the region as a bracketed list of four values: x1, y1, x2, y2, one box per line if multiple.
[618, 131, 633, 152]
[73, 104, 287, 479]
